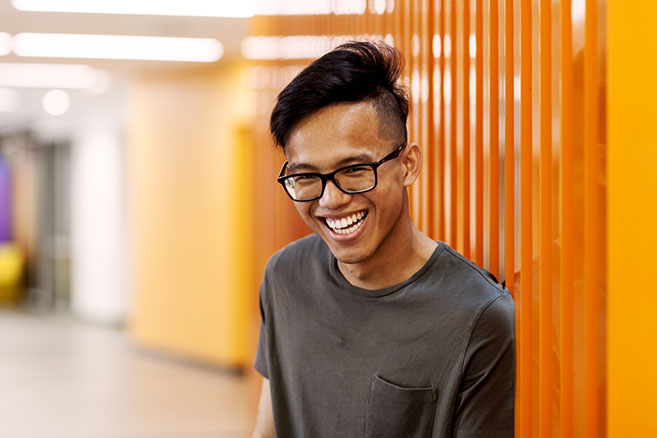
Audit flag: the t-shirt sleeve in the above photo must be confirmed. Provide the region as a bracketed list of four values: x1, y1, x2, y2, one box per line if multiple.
[453, 293, 515, 438]
[253, 279, 269, 379]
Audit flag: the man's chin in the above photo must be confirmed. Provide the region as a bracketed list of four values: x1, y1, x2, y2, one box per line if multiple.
[326, 243, 371, 265]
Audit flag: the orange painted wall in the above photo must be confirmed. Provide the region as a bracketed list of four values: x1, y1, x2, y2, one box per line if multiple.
[126, 62, 255, 369]
[607, 1, 657, 436]
[248, 0, 607, 435]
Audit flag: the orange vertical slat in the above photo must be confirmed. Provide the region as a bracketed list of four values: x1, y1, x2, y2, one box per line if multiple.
[450, 0, 458, 249]
[559, 0, 574, 435]
[504, 0, 515, 299]
[426, 0, 436, 238]
[538, 0, 552, 435]
[416, 0, 429, 233]
[504, 0, 516, 437]
[503, 0, 517, 429]
[462, 0, 471, 259]
[474, 0, 484, 266]
[407, 0, 419, 223]
[393, 0, 401, 46]
[520, 0, 533, 436]
[438, 0, 446, 242]
[489, 0, 500, 280]
[584, 0, 602, 435]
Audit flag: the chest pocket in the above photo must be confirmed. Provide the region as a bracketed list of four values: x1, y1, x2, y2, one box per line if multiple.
[365, 375, 438, 438]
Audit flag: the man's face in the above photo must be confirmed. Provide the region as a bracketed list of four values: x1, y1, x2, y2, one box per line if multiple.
[285, 101, 409, 265]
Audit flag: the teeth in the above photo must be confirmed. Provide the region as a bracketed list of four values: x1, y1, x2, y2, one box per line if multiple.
[325, 211, 367, 233]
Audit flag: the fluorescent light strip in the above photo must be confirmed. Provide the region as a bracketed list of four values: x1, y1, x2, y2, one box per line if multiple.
[13, 33, 223, 62]
[0, 33, 11, 56]
[11, 0, 368, 16]
[0, 63, 107, 89]
[11, 0, 255, 18]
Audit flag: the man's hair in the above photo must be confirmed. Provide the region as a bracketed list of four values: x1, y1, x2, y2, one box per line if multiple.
[270, 41, 409, 149]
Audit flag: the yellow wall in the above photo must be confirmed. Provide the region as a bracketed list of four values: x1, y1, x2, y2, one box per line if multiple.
[126, 62, 254, 369]
[607, 1, 657, 436]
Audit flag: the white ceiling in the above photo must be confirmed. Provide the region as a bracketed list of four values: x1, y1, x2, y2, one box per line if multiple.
[0, 0, 249, 133]
[0, 0, 248, 72]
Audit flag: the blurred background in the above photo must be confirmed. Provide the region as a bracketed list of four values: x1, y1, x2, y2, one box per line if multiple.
[0, 0, 655, 437]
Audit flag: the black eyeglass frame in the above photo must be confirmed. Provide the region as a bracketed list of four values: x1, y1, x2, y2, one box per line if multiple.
[277, 142, 407, 202]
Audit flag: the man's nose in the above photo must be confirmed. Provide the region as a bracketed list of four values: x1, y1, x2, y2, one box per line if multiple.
[318, 180, 351, 209]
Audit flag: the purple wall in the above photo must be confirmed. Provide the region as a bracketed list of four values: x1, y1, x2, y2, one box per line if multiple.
[0, 157, 12, 242]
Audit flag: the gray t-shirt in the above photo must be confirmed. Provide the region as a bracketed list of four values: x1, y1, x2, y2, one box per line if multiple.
[255, 234, 514, 438]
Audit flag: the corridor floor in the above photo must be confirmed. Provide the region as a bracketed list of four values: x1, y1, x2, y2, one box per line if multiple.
[0, 310, 253, 438]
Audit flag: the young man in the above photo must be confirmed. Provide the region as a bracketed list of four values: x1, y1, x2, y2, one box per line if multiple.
[253, 42, 514, 438]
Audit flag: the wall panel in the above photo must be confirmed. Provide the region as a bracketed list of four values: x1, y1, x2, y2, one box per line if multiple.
[126, 63, 255, 369]
[608, 2, 657, 436]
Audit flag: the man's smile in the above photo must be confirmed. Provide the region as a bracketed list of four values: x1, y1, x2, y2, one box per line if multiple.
[319, 210, 369, 238]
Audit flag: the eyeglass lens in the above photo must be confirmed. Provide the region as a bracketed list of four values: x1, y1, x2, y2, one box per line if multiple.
[284, 165, 376, 200]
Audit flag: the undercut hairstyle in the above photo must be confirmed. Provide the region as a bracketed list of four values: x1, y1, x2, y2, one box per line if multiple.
[270, 41, 410, 149]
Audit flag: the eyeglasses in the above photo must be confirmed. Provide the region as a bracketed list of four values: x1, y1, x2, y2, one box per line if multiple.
[277, 142, 406, 202]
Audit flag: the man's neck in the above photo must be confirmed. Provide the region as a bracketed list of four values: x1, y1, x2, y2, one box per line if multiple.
[337, 222, 438, 290]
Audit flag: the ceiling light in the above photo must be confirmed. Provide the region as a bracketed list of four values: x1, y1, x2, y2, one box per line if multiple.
[0, 33, 11, 56]
[0, 88, 20, 112]
[11, 0, 254, 18]
[13, 33, 223, 63]
[11, 0, 369, 17]
[42, 89, 71, 116]
[0, 63, 108, 89]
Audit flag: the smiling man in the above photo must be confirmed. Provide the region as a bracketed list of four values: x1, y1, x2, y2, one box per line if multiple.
[252, 42, 514, 438]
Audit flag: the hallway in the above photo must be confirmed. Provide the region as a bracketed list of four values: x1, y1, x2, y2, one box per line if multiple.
[0, 310, 253, 438]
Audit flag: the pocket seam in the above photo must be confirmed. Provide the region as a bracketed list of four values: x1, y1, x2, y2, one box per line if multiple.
[374, 374, 438, 395]
[365, 374, 438, 438]
[364, 375, 377, 437]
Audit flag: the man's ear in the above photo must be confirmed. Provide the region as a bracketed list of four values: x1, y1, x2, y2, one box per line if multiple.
[401, 142, 422, 187]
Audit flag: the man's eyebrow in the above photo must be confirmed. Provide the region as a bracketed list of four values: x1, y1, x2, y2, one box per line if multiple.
[288, 154, 375, 174]
[287, 162, 318, 173]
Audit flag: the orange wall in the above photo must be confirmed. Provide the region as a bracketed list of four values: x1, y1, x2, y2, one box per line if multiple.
[126, 62, 255, 369]
[249, 0, 607, 436]
[607, 1, 657, 436]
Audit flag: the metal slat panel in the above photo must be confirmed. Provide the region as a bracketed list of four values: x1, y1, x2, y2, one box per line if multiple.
[247, 1, 607, 434]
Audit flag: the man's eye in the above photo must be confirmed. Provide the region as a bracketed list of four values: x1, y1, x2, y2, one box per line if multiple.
[293, 175, 319, 187]
[344, 166, 370, 174]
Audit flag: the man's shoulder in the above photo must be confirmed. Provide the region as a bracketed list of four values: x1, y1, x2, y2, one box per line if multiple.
[434, 242, 510, 306]
[431, 243, 514, 346]
[265, 233, 328, 275]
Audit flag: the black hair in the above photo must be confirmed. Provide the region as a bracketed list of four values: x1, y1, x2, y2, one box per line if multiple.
[269, 41, 409, 149]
